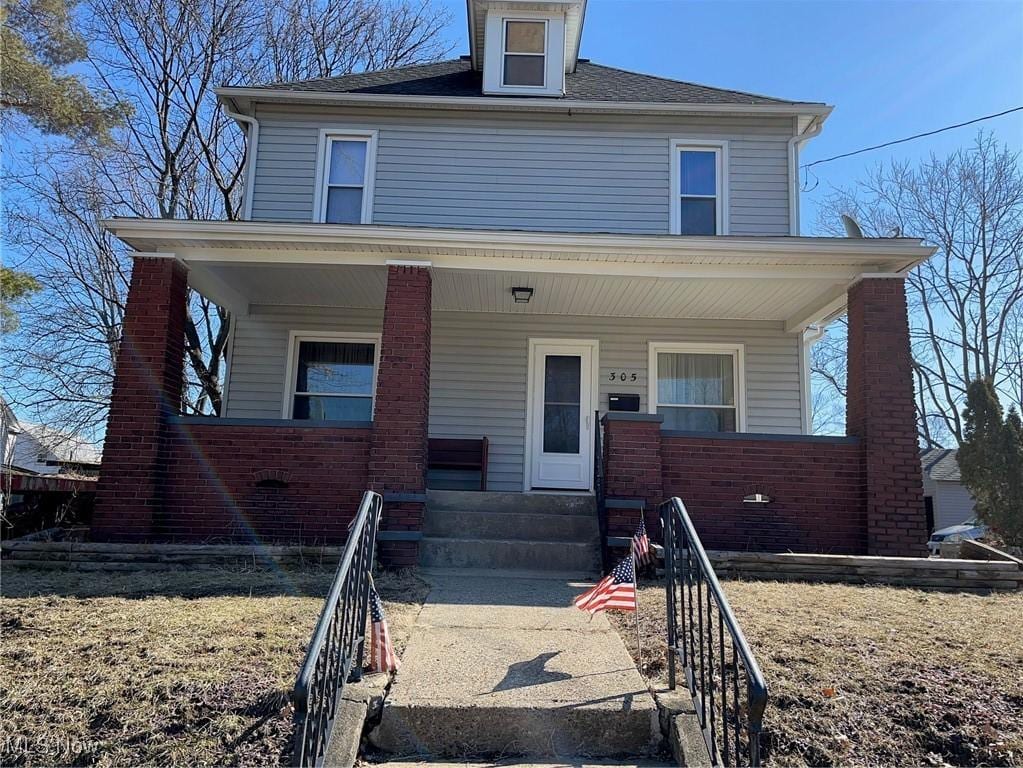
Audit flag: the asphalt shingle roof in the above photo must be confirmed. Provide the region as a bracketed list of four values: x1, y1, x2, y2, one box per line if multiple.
[253, 58, 816, 106]
[921, 448, 962, 482]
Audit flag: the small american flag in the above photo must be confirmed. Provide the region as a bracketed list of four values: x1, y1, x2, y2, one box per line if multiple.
[574, 556, 637, 614]
[368, 584, 400, 673]
[632, 517, 651, 564]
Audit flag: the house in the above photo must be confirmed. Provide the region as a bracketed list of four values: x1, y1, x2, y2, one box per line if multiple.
[92, 0, 935, 563]
[8, 421, 102, 477]
[921, 448, 976, 532]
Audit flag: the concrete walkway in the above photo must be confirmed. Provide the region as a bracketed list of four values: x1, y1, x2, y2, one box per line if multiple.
[372, 569, 663, 760]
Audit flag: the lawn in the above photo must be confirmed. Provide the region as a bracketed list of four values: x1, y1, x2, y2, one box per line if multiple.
[610, 579, 1023, 767]
[0, 567, 428, 767]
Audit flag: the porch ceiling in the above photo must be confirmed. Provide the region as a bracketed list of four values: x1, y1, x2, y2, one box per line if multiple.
[102, 218, 936, 331]
[197, 262, 849, 327]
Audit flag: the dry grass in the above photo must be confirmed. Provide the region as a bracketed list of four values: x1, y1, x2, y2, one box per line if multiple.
[0, 567, 429, 767]
[610, 579, 1023, 767]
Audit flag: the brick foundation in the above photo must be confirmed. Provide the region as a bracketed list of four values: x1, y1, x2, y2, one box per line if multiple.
[660, 434, 866, 553]
[93, 258, 187, 542]
[370, 265, 432, 565]
[846, 278, 927, 556]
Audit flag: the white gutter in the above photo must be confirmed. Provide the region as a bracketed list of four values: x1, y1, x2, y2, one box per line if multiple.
[788, 115, 825, 235]
[215, 86, 833, 120]
[221, 101, 259, 220]
[799, 323, 827, 432]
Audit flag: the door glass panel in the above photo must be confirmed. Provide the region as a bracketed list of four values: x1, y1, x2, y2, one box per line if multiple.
[543, 355, 580, 453]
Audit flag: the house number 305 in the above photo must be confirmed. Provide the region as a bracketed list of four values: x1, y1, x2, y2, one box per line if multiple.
[607, 371, 638, 382]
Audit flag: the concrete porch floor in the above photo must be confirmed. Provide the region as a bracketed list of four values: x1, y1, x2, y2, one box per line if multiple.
[371, 569, 664, 760]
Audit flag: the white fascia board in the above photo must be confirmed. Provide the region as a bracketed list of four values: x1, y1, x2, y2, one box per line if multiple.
[214, 87, 833, 121]
[103, 218, 935, 267]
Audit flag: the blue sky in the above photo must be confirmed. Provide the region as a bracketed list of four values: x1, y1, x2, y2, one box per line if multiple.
[433, 0, 1023, 232]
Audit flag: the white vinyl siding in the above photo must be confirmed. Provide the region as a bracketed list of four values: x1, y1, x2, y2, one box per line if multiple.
[926, 480, 977, 532]
[226, 305, 803, 491]
[250, 105, 795, 235]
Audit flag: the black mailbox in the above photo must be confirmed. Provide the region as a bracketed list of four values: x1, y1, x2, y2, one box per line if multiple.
[608, 393, 640, 412]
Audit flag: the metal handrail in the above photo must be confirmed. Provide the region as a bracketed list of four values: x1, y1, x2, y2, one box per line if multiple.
[593, 410, 610, 572]
[660, 496, 768, 767]
[292, 490, 383, 767]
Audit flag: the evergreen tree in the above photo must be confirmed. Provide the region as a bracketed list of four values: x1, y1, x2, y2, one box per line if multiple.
[959, 379, 1023, 547]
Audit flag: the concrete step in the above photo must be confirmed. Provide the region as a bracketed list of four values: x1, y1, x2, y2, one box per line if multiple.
[427, 490, 596, 517]
[371, 572, 662, 760]
[423, 509, 598, 542]
[419, 537, 600, 574]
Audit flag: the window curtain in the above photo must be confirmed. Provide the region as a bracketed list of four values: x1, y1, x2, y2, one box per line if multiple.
[657, 352, 734, 406]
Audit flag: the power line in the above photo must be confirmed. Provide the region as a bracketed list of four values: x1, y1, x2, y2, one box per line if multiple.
[801, 106, 1023, 170]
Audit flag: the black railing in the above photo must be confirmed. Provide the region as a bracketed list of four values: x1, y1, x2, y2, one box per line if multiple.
[292, 490, 383, 767]
[593, 410, 610, 572]
[661, 497, 768, 767]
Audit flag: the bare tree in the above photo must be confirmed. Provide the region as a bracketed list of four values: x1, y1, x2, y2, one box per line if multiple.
[813, 132, 1023, 446]
[4, 0, 452, 434]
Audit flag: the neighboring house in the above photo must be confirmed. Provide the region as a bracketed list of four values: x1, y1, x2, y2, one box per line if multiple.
[1, 400, 20, 470]
[921, 448, 976, 532]
[92, 0, 935, 560]
[9, 422, 102, 477]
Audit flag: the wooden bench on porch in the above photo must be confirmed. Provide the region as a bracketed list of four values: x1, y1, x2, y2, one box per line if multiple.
[428, 437, 489, 491]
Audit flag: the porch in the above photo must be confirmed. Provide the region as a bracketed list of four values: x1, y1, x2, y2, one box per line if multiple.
[92, 220, 933, 561]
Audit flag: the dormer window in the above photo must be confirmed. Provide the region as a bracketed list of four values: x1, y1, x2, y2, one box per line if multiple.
[503, 20, 547, 87]
[482, 11, 566, 96]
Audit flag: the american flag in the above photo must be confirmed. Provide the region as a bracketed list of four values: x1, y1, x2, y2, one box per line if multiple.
[632, 517, 651, 564]
[574, 555, 637, 614]
[368, 584, 400, 673]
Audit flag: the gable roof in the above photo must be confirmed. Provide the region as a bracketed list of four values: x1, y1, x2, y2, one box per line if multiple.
[921, 448, 962, 482]
[247, 58, 819, 107]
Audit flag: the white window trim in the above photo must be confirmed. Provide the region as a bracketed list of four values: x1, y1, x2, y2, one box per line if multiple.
[669, 140, 729, 236]
[312, 129, 378, 225]
[501, 18, 548, 89]
[647, 341, 746, 432]
[282, 331, 382, 420]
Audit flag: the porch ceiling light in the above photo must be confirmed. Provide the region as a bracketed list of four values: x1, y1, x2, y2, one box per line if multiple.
[511, 286, 534, 304]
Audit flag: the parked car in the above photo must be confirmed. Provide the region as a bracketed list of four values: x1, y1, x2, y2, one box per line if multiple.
[927, 518, 988, 554]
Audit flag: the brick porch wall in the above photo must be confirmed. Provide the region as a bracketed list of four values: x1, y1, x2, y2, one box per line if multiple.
[660, 434, 866, 553]
[602, 415, 663, 539]
[159, 419, 370, 543]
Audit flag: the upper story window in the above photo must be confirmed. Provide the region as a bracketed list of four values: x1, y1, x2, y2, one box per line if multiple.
[670, 143, 728, 235]
[648, 342, 745, 432]
[285, 333, 379, 421]
[482, 12, 565, 96]
[503, 20, 547, 87]
[314, 130, 377, 224]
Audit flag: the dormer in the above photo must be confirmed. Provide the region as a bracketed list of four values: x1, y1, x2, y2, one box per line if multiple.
[468, 0, 587, 97]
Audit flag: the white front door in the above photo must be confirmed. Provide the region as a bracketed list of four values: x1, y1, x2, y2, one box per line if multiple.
[528, 340, 596, 490]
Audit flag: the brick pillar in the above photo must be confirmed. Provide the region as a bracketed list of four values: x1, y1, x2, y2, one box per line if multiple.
[603, 414, 664, 540]
[93, 257, 187, 541]
[370, 265, 431, 566]
[846, 277, 927, 556]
